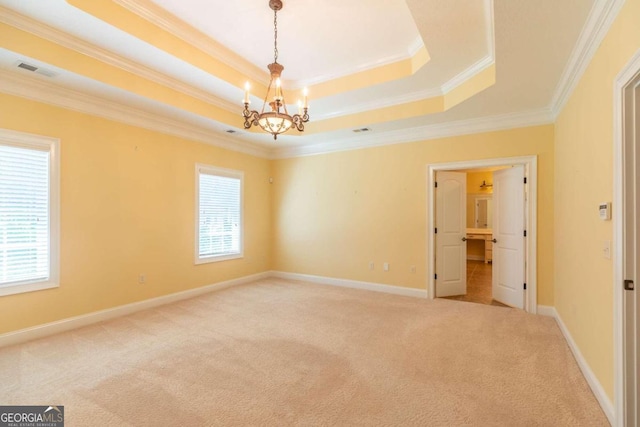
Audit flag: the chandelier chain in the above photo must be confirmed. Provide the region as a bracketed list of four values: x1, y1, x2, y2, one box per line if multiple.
[273, 9, 278, 63]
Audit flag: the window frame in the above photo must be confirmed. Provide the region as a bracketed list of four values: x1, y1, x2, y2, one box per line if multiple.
[194, 164, 244, 265]
[0, 129, 60, 297]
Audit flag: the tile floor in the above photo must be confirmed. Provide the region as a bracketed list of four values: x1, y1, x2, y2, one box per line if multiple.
[443, 260, 508, 307]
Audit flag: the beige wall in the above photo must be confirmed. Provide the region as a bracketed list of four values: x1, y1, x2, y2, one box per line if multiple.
[272, 125, 555, 305]
[554, 0, 640, 400]
[0, 93, 272, 335]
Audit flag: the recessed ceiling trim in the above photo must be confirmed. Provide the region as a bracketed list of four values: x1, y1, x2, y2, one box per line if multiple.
[116, 0, 429, 91]
[113, 0, 268, 85]
[288, 37, 427, 88]
[0, 6, 238, 113]
[485, 0, 496, 58]
[76, 0, 434, 100]
[0, 69, 270, 158]
[550, 0, 625, 118]
[314, 87, 443, 121]
[0, 64, 553, 161]
[273, 109, 554, 159]
[1, 6, 493, 136]
[440, 55, 494, 96]
[314, 60, 495, 122]
[408, 37, 426, 57]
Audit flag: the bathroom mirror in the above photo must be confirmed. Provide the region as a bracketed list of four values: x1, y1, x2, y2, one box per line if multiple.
[475, 197, 493, 229]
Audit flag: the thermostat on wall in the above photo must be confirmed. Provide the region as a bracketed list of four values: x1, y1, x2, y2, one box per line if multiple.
[599, 202, 611, 220]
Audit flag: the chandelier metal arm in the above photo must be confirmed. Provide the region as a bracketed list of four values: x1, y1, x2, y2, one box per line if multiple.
[291, 108, 310, 131]
[242, 104, 260, 129]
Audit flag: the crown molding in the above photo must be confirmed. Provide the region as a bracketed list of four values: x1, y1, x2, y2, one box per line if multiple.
[441, 55, 494, 94]
[273, 108, 554, 159]
[288, 36, 427, 89]
[550, 0, 626, 118]
[0, 6, 238, 114]
[0, 65, 553, 161]
[113, 0, 267, 85]
[485, 0, 496, 58]
[408, 36, 426, 57]
[0, 69, 270, 159]
[313, 87, 443, 121]
[313, 55, 493, 121]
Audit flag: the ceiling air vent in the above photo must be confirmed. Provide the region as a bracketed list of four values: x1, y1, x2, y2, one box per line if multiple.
[15, 61, 58, 78]
[225, 130, 237, 134]
[352, 127, 371, 133]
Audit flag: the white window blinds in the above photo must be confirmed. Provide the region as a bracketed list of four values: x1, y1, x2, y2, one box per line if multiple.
[0, 144, 50, 286]
[196, 166, 243, 263]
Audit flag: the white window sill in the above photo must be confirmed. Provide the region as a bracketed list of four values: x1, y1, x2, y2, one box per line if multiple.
[195, 252, 243, 265]
[0, 280, 59, 297]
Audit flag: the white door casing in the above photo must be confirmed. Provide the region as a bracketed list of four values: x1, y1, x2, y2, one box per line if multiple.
[622, 67, 639, 427]
[492, 166, 525, 309]
[614, 48, 640, 427]
[435, 171, 467, 297]
[426, 156, 537, 313]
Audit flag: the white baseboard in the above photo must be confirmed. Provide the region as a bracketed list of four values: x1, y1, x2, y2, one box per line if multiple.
[466, 255, 485, 261]
[536, 305, 557, 317]
[270, 271, 429, 298]
[542, 306, 614, 425]
[0, 271, 270, 349]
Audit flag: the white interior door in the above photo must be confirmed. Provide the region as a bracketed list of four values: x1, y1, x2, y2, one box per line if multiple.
[435, 171, 466, 297]
[492, 166, 525, 308]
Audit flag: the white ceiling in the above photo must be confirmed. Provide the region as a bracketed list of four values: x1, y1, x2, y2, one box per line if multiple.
[0, 0, 601, 156]
[151, 0, 424, 85]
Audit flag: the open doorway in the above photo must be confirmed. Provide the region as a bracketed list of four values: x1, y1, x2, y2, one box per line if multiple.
[427, 156, 538, 313]
[442, 168, 505, 306]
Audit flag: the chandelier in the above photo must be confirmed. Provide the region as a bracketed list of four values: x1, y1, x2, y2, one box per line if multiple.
[242, 0, 309, 140]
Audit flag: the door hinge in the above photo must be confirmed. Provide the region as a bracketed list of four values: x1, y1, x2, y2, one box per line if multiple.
[524, 283, 527, 290]
[435, 181, 438, 188]
[524, 177, 527, 184]
[624, 279, 635, 291]
[434, 274, 438, 280]
[524, 230, 527, 237]
[435, 227, 438, 234]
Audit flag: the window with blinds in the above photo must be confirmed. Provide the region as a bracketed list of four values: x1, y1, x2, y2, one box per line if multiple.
[195, 165, 243, 264]
[0, 130, 59, 296]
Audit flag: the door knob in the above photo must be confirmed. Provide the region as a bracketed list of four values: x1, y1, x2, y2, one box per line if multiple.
[461, 237, 467, 242]
[491, 238, 497, 243]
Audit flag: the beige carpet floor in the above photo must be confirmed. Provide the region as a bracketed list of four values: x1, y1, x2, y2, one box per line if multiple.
[0, 278, 608, 426]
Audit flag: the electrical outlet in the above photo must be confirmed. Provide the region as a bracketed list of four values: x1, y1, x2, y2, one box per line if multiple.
[138, 274, 146, 284]
[410, 265, 416, 274]
[383, 262, 389, 272]
[369, 261, 374, 271]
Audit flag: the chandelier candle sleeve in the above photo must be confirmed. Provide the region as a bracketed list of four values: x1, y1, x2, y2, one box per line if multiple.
[240, 0, 310, 140]
[243, 82, 250, 104]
